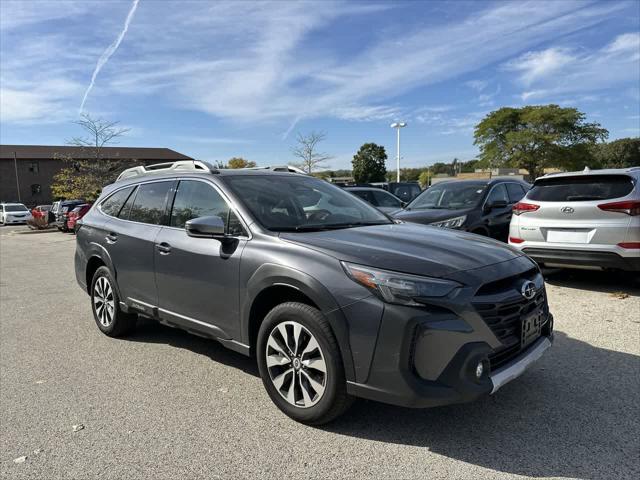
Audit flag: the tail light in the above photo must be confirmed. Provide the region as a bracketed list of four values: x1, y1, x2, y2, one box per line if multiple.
[512, 202, 540, 215]
[618, 242, 640, 249]
[509, 237, 525, 244]
[598, 200, 640, 216]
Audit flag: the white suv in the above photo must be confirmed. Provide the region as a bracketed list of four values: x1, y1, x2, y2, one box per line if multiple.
[508, 167, 640, 272]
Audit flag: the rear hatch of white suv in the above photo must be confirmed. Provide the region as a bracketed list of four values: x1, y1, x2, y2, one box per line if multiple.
[509, 170, 640, 271]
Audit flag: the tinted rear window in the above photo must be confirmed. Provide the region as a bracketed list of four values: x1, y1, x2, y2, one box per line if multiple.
[100, 186, 135, 217]
[128, 181, 173, 225]
[528, 175, 634, 202]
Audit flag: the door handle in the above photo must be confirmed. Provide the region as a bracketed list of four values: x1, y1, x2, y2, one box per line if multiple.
[106, 232, 118, 243]
[156, 242, 172, 254]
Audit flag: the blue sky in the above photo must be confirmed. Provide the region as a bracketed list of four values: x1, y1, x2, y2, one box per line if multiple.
[1, 0, 639, 170]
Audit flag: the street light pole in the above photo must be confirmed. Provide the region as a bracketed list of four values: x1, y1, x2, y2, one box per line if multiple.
[13, 151, 21, 202]
[390, 122, 407, 183]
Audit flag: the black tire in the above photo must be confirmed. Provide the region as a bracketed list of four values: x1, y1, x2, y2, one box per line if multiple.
[90, 266, 137, 337]
[257, 302, 353, 425]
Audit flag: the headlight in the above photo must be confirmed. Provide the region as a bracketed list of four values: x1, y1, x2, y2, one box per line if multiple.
[341, 262, 461, 306]
[430, 215, 466, 229]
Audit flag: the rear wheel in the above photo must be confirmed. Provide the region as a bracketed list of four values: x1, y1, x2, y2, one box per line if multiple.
[257, 302, 353, 424]
[90, 266, 137, 337]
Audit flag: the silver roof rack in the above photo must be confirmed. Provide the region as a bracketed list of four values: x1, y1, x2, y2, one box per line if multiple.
[242, 165, 307, 174]
[116, 160, 217, 181]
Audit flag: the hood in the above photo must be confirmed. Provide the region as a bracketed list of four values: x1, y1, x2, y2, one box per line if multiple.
[279, 223, 523, 278]
[392, 207, 472, 224]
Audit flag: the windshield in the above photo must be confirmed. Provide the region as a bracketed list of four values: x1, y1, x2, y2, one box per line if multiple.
[224, 175, 391, 231]
[5, 204, 28, 212]
[407, 183, 487, 210]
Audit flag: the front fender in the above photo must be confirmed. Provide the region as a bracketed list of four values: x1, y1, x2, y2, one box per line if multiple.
[241, 263, 356, 382]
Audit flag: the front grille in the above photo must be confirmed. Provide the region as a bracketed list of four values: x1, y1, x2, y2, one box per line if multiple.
[473, 290, 547, 371]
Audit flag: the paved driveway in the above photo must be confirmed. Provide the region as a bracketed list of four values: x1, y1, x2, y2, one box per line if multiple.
[1, 226, 639, 479]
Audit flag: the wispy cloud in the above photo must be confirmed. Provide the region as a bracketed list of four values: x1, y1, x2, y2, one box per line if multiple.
[1, 0, 636, 131]
[80, 0, 140, 112]
[507, 32, 640, 101]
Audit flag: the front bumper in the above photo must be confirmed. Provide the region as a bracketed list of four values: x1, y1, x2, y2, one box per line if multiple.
[344, 258, 553, 408]
[3, 216, 30, 224]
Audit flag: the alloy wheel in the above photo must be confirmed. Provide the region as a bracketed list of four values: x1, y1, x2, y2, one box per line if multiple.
[265, 321, 327, 408]
[93, 276, 115, 327]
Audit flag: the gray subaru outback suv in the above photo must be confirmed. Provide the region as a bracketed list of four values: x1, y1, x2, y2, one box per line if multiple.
[75, 161, 553, 424]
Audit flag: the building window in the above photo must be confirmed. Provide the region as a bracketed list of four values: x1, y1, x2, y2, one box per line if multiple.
[31, 184, 42, 195]
[29, 161, 39, 173]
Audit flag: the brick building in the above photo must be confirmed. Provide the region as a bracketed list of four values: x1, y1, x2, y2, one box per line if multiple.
[0, 145, 192, 206]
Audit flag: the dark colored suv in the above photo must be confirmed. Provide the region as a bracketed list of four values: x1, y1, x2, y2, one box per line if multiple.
[393, 178, 530, 241]
[75, 162, 553, 424]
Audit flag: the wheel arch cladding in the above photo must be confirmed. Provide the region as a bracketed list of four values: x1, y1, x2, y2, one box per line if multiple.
[85, 256, 106, 294]
[243, 263, 356, 382]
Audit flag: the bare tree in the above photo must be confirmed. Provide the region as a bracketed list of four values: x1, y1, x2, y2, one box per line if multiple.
[291, 131, 332, 173]
[68, 113, 130, 159]
[52, 114, 135, 200]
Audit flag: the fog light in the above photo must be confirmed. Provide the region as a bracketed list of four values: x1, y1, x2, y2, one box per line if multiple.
[475, 361, 484, 379]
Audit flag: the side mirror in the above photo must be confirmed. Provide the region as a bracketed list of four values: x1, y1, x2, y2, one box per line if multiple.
[485, 199, 508, 211]
[185, 215, 225, 238]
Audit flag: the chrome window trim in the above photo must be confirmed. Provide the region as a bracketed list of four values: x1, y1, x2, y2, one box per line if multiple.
[100, 176, 252, 240]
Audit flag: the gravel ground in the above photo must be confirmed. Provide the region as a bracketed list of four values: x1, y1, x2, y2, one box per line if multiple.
[1, 225, 639, 480]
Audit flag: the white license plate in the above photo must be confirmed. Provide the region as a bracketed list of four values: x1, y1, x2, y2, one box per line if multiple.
[546, 230, 589, 244]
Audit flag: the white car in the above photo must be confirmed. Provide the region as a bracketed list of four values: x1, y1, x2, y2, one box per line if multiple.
[0, 203, 33, 225]
[508, 167, 640, 271]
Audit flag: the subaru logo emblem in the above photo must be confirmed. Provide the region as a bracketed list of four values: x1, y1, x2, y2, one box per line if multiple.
[521, 281, 537, 300]
[560, 206, 574, 214]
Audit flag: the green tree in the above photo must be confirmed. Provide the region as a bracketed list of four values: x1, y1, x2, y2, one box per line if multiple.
[352, 143, 387, 183]
[474, 105, 608, 179]
[418, 169, 431, 188]
[592, 137, 639, 168]
[227, 157, 256, 169]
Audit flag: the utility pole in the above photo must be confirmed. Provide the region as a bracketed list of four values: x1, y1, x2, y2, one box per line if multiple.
[13, 151, 21, 202]
[390, 122, 407, 182]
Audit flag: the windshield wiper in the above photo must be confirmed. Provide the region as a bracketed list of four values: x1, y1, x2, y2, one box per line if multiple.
[274, 221, 390, 232]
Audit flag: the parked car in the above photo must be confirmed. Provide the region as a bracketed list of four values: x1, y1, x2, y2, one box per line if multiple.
[66, 203, 93, 232]
[344, 186, 405, 213]
[53, 200, 86, 232]
[369, 182, 422, 202]
[393, 178, 530, 242]
[509, 167, 640, 272]
[76, 160, 553, 424]
[0, 203, 33, 225]
[27, 205, 52, 229]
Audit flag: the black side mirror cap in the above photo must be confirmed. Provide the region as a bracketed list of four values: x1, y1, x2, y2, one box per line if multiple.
[185, 215, 225, 238]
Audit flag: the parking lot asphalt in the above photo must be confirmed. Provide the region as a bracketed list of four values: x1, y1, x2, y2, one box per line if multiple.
[1, 225, 639, 480]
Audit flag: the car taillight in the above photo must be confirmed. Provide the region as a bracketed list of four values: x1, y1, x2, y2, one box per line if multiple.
[618, 242, 640, 249]
[598, 200, 640, 216]
[509, 237, 525, 244]
[512, 202, 540, 215]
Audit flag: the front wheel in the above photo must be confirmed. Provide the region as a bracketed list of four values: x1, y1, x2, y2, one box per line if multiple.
[90, 266, 137, 337]
[257, 302, 353, 425]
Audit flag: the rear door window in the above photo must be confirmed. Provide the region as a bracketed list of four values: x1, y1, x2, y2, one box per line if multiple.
[528, 175, 635, 202]
[100, 186, 135, 217]
[506, 183, 527, 203]
[128, 181, 173, 224]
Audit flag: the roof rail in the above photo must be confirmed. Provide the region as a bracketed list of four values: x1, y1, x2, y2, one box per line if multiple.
[116, 160, 218, 181]
[242, 165, 308, 174]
